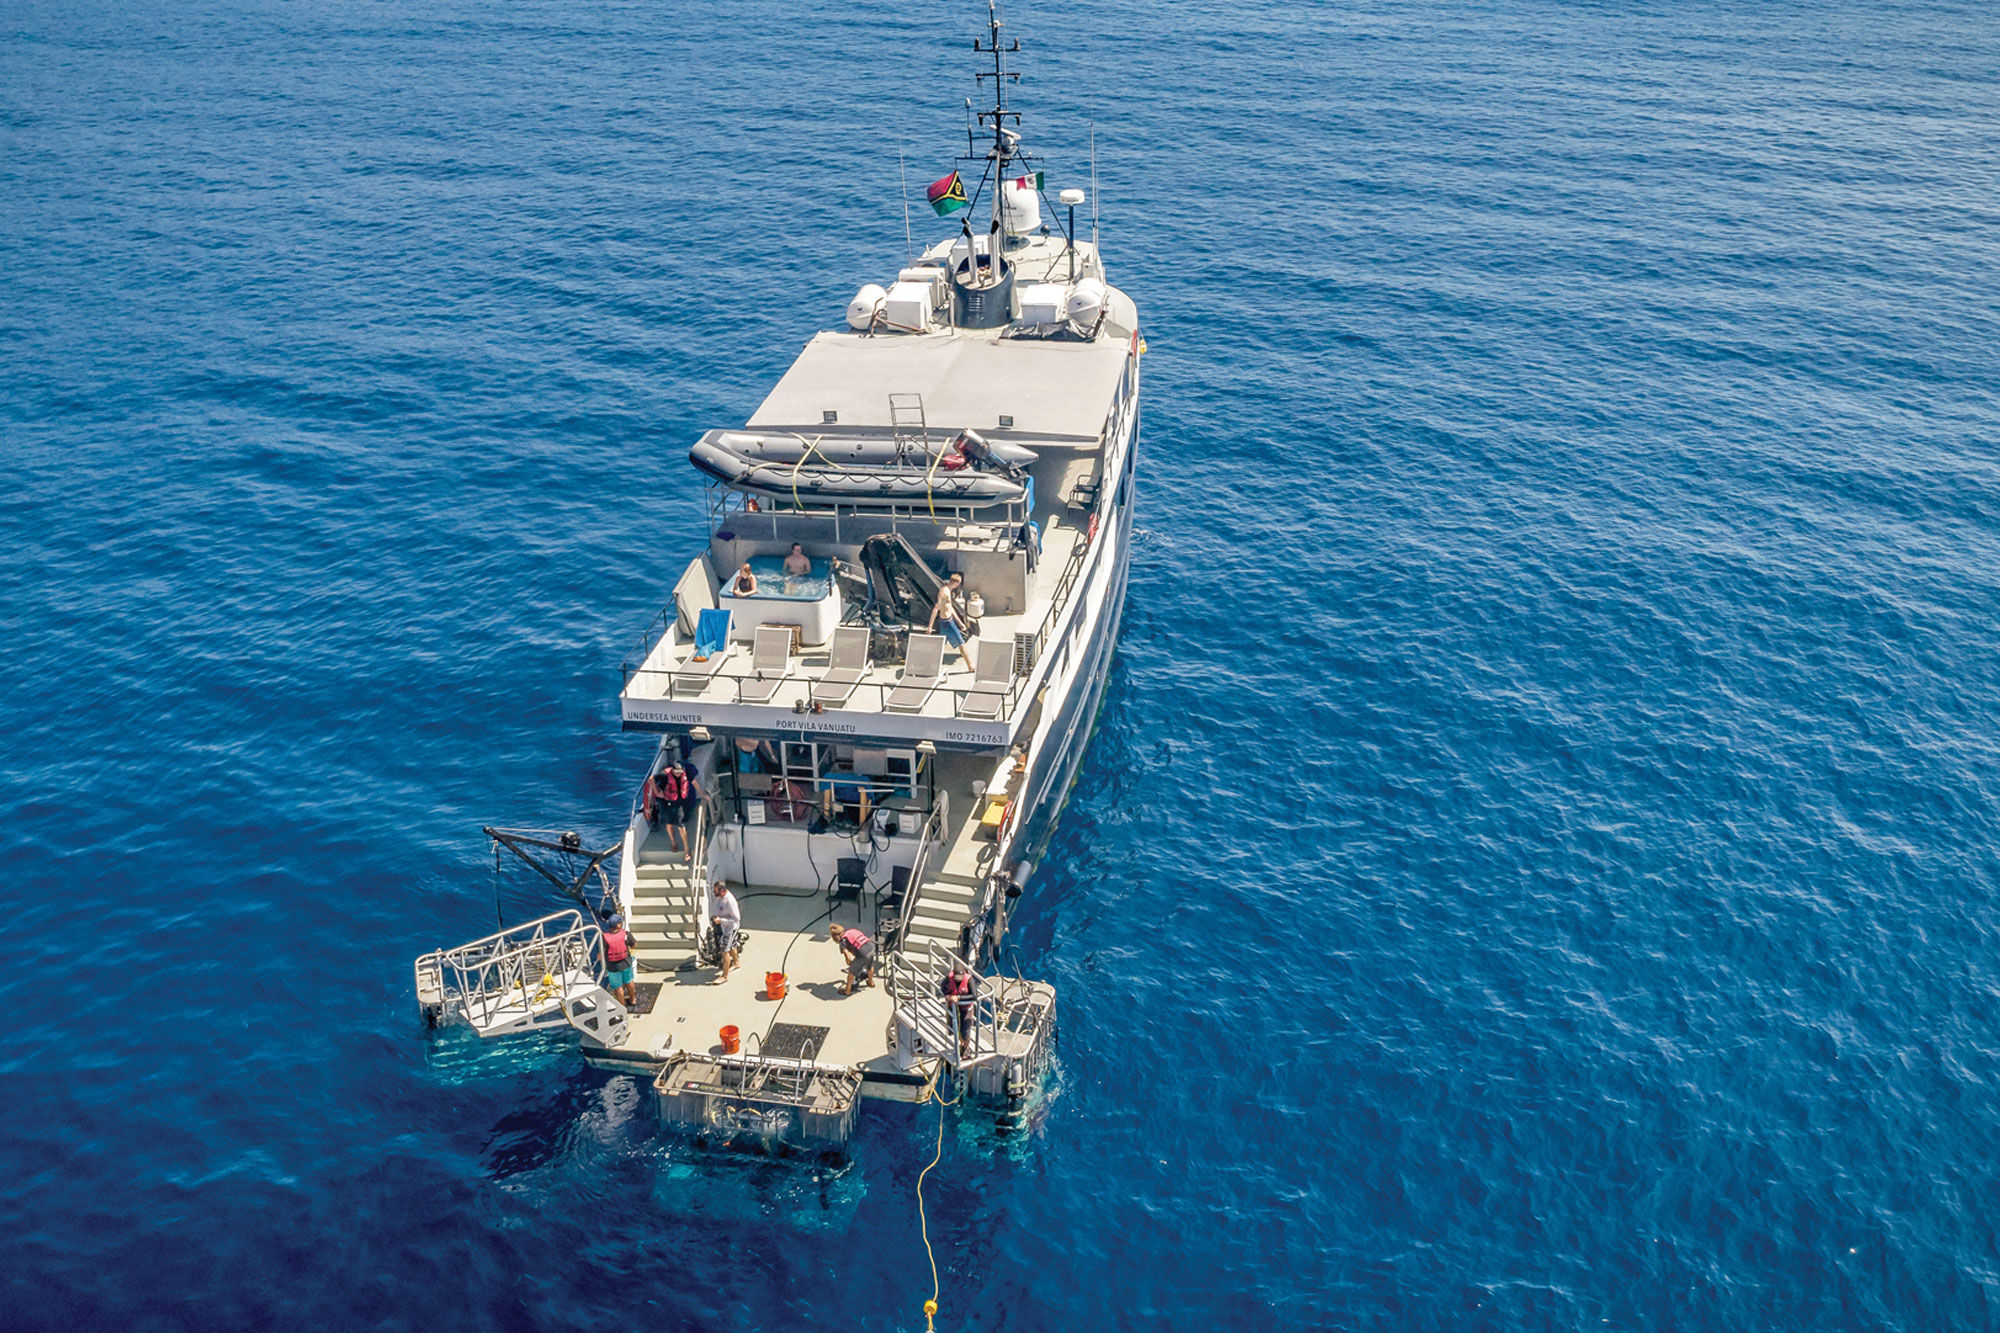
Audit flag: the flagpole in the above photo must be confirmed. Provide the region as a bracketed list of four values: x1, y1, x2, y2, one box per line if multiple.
[899, 148, 914, 266]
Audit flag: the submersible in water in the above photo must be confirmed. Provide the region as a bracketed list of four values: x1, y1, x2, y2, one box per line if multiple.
[414, 0, 1139, 1151]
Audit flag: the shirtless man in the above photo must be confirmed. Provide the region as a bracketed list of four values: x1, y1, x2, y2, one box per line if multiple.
[927, 571, 973, 669]
[783, 543, 811, 577]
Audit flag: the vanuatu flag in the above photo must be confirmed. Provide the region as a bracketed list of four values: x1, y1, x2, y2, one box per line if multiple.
[927, 171, 969, 216]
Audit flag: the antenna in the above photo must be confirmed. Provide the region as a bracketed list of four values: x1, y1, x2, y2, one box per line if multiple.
[972, 0, 1023, 179]
[898, 147, 914, 265]
[1089, 123, 1099, 248]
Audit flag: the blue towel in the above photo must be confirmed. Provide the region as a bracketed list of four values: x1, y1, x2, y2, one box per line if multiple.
[694, 608, 731, 659]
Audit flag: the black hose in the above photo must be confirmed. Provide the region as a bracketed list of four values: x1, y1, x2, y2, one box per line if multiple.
[760, 900, 835, 1037]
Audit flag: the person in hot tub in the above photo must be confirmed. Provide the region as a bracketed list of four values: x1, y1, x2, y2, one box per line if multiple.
[732, 562, 757, 595]
[783, 543, 811, 577]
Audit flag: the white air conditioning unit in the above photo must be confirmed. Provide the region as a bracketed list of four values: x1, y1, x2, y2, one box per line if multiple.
[1018, 283, 1066, 326]
[883, 281, 934, 333]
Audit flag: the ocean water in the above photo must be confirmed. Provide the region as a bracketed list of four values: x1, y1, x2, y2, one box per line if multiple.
[6, 0, 2000, 1327]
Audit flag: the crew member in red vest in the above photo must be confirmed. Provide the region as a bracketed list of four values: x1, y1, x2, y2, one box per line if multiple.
[602, 913, 637, 1008]
[645, 759, 699, 860]
[941, 963, 977, 1057]
[830, 923, 876, 994]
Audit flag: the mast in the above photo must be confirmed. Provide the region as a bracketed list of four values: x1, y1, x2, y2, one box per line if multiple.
[971, 0, 1022, 237]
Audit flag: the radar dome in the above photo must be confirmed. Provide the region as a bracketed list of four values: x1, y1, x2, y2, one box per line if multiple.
[998, 179, 1042, 236]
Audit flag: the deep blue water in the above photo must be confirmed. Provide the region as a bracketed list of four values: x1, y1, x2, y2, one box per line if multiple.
[8, 0, 2000, 1327]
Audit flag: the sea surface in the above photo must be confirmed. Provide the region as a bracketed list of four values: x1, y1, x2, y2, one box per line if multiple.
[7, 0, 2000, 1327]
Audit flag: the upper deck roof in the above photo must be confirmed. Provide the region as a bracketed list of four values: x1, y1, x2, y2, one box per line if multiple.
[747, 325, 1131, 442]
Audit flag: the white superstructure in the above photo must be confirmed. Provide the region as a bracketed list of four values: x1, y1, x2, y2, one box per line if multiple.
[417, 0, 1140, 1146]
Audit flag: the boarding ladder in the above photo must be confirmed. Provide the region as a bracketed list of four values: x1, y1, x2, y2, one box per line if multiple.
[413, 910, 630, 1050]
[888, 392, 931, 467]
[886, 943, 1002, 1072]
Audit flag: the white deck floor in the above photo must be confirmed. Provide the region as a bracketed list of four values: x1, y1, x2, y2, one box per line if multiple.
[615, 889, 902, 1073]
[622, 512, 1085, 725]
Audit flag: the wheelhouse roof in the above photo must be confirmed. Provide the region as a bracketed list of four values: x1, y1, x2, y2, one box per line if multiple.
[746, 326, 1131, 443]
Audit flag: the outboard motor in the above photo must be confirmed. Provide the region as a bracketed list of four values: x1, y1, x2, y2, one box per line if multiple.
[956, 429, 1028, 480]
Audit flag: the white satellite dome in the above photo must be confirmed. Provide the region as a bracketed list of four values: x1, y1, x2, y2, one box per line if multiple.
[845, 283, 887, 331]
[997, 178, 1042, 236]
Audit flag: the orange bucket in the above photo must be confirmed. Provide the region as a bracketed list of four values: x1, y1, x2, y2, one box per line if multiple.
[765, 972, 788, 1000]
[719, 1024, 741, 1054]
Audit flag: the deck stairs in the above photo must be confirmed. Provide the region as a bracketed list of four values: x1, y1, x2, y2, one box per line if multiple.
[413, 910, 630, 1050]
[888, 791, 990, 958]
[627, 805, 708, 972]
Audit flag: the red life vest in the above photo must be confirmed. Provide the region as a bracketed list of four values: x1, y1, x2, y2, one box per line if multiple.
[942, 971, 973, 998]
[840, 927, 871, 952]
[604, 927, 630, 965]
[653, 766, 689, 803]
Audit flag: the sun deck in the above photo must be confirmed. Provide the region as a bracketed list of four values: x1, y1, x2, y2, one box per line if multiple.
[621, 450, 1100, 746]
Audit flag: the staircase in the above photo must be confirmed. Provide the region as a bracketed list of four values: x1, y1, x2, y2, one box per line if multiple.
[898, 865, 980, 955]
[888, 791, 983, 958]
[886, 943, 999, 1071]
[627, 807, 707, 971]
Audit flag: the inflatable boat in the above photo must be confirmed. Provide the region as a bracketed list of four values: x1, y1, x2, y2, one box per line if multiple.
[688, 429, 1034, 508]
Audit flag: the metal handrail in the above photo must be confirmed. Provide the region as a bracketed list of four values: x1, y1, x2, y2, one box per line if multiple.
[621, 602, 678, 685]
[619, 663, 1031, 719]
[886, 940, 1000, 1069]
[428, 911, 605, 1030]
[883, 792, 949, 950]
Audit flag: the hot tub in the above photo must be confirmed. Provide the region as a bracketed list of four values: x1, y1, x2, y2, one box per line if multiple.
[715, 555, 841, 646]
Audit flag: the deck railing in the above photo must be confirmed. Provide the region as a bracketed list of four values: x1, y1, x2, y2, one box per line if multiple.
[885, 941, 1001, 1070]
[881, 792, 950, 950]
[618, 533, 1092, 720]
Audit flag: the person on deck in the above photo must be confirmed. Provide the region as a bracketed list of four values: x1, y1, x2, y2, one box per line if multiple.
[647, 760, 699, 860]
[941, 963, 978, 1057]
[709, 880, 742, 984]
[830, 923, 876, 994]
[783, 543, 811, 577]
[734, 736, 778, 775]
[601, 913, 638, 1009]
[927, 571, 974, 669]
[820, 758, 872, 827]
[733, 563, 758, 595]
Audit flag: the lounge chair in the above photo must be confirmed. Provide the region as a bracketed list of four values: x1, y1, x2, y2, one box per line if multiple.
[673, 608, 734, 697]
[738, 625, 794, 704]
[957, 639, 1016, 720]
[884, 633, 945, 713]
[811, 626, 871, 706]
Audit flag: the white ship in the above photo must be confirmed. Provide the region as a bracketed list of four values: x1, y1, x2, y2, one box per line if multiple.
[416, 2, 1140, 1149]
